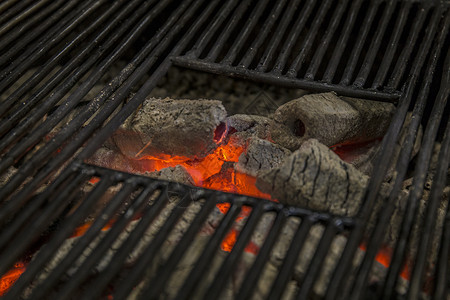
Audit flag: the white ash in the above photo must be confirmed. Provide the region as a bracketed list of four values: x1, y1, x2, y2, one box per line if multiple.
[117, 97, 227, 159]
[146, 165, 195, 186]
[235, 137, 291, 177]
[256, 139, 368, 217]
[227, 114, 272, 141]
[270, 92, 394, 150]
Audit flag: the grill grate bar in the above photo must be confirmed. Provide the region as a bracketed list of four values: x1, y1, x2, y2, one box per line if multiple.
[175, 202, 242, 300]
[0, 0, 21, 16]
[0, 0, 39, 28]
[220, 0, 270, 65]
[304, 0, 348, 80]
[271, 0, 316, 75]
[0, 0, 145, 159]
[339, 0, 380, 86]
[296, 221, 340, 300]
[256, 0, 302, 73]
[405, 49, 449, 300]
[433, 191, 450, 300]
[353, 0, 397, 88]
[0, 0, 52, 37]
[0, 0, 106, 94]
[72, 183, 169, 300]
[185, 0, 239, 59]
[0, 0, 85, 66]
[371, 1, 412, 89]
[0, 0, 65, 50]
[0, 0, 172, 201]
[141, 196, 217, 299]
[286, 0, 333, 77]
[204, 202, 265, 299]
[387, 3, 430, 90]
[238, 0, 287, 68]
[327, 5, 445, 299]
[5, 176, 134, 300]
[0, 0, 148, 138]
[205, 0, 253, 62]
[352, 11, 449, 300]
[27, 180, 140, 300]
[236, 209, 286, 299]
[412, 116, 450, 300]
[0, 169, 89, 277]
[107, 191, 192, 300]
[268, 216, 313, 299]
[322, 0, 362, 83]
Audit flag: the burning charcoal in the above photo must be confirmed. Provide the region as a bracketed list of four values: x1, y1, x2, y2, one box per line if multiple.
[146, 165, 194, 186]
[227, 114, 272, 140]
[235, 137, 291, 177]
[256, 139, 368, 217]
[270, 92, 395, 150]
[117, 97, 227, 159]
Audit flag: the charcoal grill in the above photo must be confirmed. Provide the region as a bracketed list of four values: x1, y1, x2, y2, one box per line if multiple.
[0, 0, 449, 299]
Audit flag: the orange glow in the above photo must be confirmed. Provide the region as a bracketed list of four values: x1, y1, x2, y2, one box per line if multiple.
[89, 177, 100, 184]
[220, 228, 260, 255]
[0, 262, 26, 296]
[359, 243, 410, 280]
[129, 133, 272, 200]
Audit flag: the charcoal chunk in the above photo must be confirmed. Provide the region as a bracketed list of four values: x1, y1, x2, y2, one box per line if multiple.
[235, 137, 291, 177]
[146, 165, 195, 186]
[117, 97, 227, 159]
[256, 139, 368, 217]
[270, 92, 395, 150]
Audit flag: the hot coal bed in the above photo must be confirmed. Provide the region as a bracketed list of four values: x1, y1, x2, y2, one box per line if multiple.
[0, 1, 449, 300]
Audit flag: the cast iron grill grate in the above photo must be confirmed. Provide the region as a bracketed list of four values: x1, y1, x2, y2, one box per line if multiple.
[0, 0, 448, 299]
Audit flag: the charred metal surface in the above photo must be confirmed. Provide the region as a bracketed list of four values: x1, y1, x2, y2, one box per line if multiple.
[0, 0, 449, 299]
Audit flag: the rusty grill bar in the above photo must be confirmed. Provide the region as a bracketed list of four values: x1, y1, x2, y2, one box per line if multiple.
[0, 0, 449, 299]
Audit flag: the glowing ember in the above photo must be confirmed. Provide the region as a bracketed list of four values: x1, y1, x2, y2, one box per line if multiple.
[220, 228, 260, 255]
[359, 243, 410, 280]
[0, 262, 26, 296]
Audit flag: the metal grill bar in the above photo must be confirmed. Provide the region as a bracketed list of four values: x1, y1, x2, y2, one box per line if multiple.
[268, 216, 313, 299]
[236, 209, 286, 299]
[220, 0, 270, 65]
[256, 0, 302, 73]
[353, 0, 397, 88]
[271, 0, 316, 75]
[238, 0, 287, 68]
[4, 175, 130, 300]
[296, 221, 340, 299]
[72, 183, 168, 300]
[0, 0, 106, 94]
[205, 0, 253, 62]
[322, 0, 362, 83]
[286, 0, 333, 77]
[175, 202, 242, 299]
[0, 0, 64, 48]
[0, 0, 84, 64]
[351, 11, 449, 300]
[0, 1, 449, 299]
[304, 0, 349, 80]
[141, 197, 217, 299]
[0, 0, 52, 36]
[371, 1, 412, 89]
[204, 202, 264, 299]
[339, 0, 380, 86]
[325, 5, 445, 299]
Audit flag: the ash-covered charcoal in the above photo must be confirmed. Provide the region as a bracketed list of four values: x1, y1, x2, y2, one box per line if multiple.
[117, 97, 227, 159]
[227, 114, 272, 141]
[270, 92, 395, 150]
[146, 165, 195, 186]
[235, 137, 291, 177]
[256, 139, 368, 217]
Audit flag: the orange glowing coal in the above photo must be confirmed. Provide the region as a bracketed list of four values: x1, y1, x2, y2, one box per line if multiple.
[0, 262, 26, 296]
[131, 126, 272, 200]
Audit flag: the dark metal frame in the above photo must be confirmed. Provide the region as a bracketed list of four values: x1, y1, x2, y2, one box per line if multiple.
[0, 0, 448, 299]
